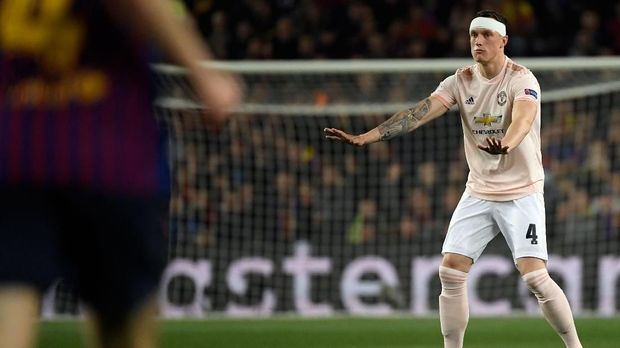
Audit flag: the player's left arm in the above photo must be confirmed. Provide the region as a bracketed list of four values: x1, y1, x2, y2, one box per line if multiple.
[478, 100, 537, 155]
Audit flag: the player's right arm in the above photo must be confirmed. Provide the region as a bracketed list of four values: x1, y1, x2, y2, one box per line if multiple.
[324, 95, 449, 146]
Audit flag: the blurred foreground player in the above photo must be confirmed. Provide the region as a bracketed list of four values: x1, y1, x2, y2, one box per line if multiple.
[324, 10, 582, 348]
[0, 0, 240, 347]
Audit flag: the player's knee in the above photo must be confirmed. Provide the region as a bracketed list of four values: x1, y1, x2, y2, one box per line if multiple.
[438, 265, 468, 294]
[516, 257, 546, 276]
[441, 253, 473, 273]
[522, 268, 550, 301]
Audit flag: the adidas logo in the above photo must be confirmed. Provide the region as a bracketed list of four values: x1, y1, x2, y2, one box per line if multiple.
[465, 96, 475, 105]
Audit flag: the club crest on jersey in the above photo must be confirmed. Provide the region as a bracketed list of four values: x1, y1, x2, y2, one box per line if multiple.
[497, 91, 507, 106]
[474, 113, 502, 127]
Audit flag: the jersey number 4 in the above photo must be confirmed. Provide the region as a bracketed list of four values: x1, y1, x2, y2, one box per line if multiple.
[526, 224, 538, 245]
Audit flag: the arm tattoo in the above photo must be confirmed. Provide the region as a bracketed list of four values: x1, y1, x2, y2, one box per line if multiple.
[378, 98, 431, 141]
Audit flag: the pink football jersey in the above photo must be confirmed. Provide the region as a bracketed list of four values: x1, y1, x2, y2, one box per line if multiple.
[431, 57, 543, 201]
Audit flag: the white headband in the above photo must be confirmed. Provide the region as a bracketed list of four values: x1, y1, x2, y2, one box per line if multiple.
[469, 17, 506, 36]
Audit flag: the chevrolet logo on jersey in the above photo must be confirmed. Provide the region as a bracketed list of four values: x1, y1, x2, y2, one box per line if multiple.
[474, 113, 502, 127]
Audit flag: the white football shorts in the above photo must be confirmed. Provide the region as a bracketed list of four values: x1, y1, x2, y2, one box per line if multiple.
[442, 191, 548, 263]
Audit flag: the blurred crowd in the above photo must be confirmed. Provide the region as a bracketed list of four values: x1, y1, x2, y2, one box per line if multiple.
[181, 0, 620, 59]
[542, 100, 620, 249]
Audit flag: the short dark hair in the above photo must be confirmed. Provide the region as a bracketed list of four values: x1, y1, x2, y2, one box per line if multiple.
[474, 10, 508, 26]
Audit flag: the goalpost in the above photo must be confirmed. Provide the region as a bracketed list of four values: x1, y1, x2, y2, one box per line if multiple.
[43, 57, 620, 318]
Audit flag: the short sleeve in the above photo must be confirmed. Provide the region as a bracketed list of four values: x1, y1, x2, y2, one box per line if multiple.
[431, 74, 457, 108]
[511, 72, 541, 104]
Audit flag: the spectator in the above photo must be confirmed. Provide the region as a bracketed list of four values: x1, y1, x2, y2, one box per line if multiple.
[273, 17, 299, 59]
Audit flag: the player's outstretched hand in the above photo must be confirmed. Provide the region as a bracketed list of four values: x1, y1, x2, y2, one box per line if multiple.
[324, 128, 366, 146]
[192, 69, 243, 125]
[478, 137, 508, 155]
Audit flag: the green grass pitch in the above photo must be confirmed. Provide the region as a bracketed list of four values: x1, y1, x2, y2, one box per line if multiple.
[38, 317, 620, 348]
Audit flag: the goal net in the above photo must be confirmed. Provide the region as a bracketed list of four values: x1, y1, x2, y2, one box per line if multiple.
[43, 58, 620, 318]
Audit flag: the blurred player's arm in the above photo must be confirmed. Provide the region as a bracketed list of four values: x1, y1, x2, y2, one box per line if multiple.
[478, 100, 537, 154]
[324, 95, 448, 146]
[106, 0, 241, 122]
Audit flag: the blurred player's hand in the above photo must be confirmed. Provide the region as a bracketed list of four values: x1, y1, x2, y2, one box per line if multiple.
[478, 137, 508, 155]
[191, 68, 242, 125]
[324, 128, 367, 146]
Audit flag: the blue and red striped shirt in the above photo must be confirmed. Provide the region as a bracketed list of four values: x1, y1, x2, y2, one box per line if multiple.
[0, 0, 169, 195]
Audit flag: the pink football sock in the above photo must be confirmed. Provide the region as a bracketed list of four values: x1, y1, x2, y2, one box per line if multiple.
[439, 266, 469, 348]
[522, 269, 582, 348]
